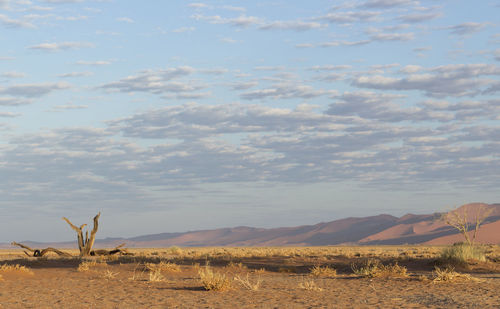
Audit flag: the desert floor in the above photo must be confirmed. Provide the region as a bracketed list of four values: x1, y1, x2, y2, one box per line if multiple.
[0, 246, 499, 308]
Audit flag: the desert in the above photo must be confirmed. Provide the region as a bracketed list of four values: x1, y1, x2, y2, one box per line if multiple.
[1, 203, 499, 308]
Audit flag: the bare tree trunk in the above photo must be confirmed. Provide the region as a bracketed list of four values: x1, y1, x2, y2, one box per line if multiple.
[62, 212, 100, 257]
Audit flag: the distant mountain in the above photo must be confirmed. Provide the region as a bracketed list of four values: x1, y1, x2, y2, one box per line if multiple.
[2, 203, 499, 249]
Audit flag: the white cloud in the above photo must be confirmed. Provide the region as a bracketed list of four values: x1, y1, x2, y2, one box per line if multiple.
[0, 82, 71, 97]
[447, 22, 486, 35]
[116, 17, 134, 23]
[260, 20, 327, 31]
[29, 41, 94, 51]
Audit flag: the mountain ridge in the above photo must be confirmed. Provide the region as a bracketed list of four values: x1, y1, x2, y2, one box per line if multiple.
[2, 203, 499, 249]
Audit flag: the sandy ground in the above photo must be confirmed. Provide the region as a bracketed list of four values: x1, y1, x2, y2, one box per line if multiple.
[0, 247, 499, 308]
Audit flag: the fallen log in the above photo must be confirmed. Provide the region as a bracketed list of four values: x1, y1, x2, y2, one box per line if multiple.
[90, 243, 133, 256]
[11, 242, 72, 258]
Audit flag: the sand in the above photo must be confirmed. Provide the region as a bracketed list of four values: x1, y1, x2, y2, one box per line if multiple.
[0, 247, 499, 308]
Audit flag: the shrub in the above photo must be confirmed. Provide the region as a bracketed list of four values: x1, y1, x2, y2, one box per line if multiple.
[440, 243, 486, 264]
[234, 274, 262, 291]
[432, 266, 482, 283]
[145, 261, 180, 273]
[0, 264, 34, 275]
[298, 279, 323, 291]
[351, 259, 381, 278]
[351, 260, 407, 278]
[198, 265, 231, 291]
[310, 265, 337, 278]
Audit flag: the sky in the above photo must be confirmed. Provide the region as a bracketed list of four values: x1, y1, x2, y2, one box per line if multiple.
[0, 0, 499, 242]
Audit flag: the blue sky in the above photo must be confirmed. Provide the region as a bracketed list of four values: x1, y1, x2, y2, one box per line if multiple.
[0, 0, 499, 242]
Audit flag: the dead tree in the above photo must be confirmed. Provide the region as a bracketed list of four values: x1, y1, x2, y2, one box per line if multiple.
[11, 242, 72, 258]
[63, 212, 101, 257]
[443, 205, 493, 246]
[91, 243, 132, 256]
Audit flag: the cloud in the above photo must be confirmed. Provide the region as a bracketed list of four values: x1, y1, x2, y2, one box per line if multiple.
[240, 83, 329, 100]
[259, 20, 327, 31]
[370, 32, 414, 41]
[398, 12, 441, 23]
[0, 82, 70, 97]
[57, 71, 93, 78]
[191, 14, 262, 28]
[1, 71, 26, 78]
[447, 22, 486, 35]
[318, 40, 371, 47]
[0, 97, 33, 106]
[361, 0, 415, 8]
[0, 112, 21, 117]
[100, 66, 210, 98]
[353, 64, 500, 97]
[172, 27, 195, 33]
[116, 17, 134, 23]
[76, 60, 112, 66]
[0, 14, 35, 28]
[188, 3, 209, 9]
[318, 11, 380, 23]
[29, 41, 94, 51]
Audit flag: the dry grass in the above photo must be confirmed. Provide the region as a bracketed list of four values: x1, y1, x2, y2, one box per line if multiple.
[148, 268, 165, 282]
[102, 269, 119, 279]
[234, 274, 262, 291]
[298, 279, 323, 291]
[145, 261, 181, 273]
[432, 266, 482, 283]
[198, 265, 231, 291]
[77, 260, 107, 272]
[351, 260, 407, 278]
[440, 243, 486, 264]
[0, 264, 34, 275]
[310, 265, 337, 278]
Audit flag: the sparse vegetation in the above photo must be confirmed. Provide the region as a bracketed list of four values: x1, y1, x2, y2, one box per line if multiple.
[145, 261, 181, 273]
[351, 260, 407, 278]
[234, 274, 262, 291]
[77, 260, 107, 272]
[0, 264, 34, 275]
[198, 265, 231, 291]
[310, 265, 337, 278]
[440, 242, 486, 264]
[299, 279, 323, 291]
[432, 266, 482, 283]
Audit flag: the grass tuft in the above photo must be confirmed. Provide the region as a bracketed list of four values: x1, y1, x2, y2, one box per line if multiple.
[234, 273, 262, 291]
[440, 243, 486, 264]
[298, 279, 323, 291]
[198, 265, 231, 291]
[0, 264, 34, 275]
[432, 266, 482, 283]
[310, 265, 337, 278]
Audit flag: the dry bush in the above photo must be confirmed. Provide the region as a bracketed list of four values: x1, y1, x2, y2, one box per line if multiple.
[253, 268, 266, 274]
[298, 279, 323, 291]
[0, 264, 34, 275]
[440, 243, 486, 264]
[77, 260, 107, 272]
[234, 274, 262, 291]
[145, 261, 181, 273]
[351, 260, 407, 278]
[432, 266, 482, 283]
[198, 265, 231, 291]
[225, 261, 247, 271]
[102, 269, 119, 279]
[351, 259, 381, 278]
[148, 268, 165, 282]
[310, 265, 337, 278]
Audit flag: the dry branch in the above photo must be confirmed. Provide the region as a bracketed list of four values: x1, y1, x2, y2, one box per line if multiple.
[62, 212, 101, 257]
[11, 242, 72, 258]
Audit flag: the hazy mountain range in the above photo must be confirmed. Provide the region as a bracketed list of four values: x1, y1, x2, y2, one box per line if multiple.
[3, 203, 499, 249]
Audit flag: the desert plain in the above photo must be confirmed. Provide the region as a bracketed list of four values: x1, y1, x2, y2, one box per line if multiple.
[0, 245, 499, 308]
